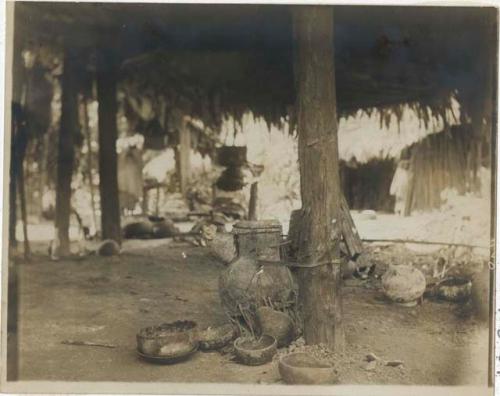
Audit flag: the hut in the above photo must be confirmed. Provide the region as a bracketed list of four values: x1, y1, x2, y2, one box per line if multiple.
[337, 101, 490, 214]
[8, 3, 497, 351]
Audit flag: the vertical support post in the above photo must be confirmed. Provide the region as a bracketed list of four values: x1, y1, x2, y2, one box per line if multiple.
[96, 47, 122, 243]
[82, 97, 98, 234]
[248, 182, 258, 220]
[55, 46, 80, 255]
[293, 6, 344, 350]
[178, 118, 191, 196]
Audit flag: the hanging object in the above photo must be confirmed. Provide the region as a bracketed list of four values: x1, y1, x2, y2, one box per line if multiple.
[215, 145, 248, 192]
[216, 167, 246, 192]
[143, 118, 168, 150]
[217, 146, 247, 167]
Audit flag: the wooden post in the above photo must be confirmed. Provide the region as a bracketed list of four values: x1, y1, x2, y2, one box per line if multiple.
[178, 118, 191, 196]
[293, 6, 344, 350]
[9, 106, 19, 251]
[9, 23, 25, 250]
[82, 97, 98, 234]
[17, 154, 30, 258]
[248, 182, 258, 220]
[55, 46, 80, 255]
[96, 48, 122, 244]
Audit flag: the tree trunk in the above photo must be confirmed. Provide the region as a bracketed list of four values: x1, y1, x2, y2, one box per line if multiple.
[55, 46, 80, 256]
[96, 48, 122, 244]
[293, 6, 344, 350]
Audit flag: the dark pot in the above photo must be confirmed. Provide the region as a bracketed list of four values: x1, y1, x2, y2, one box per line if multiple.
[217, 146, 247, 167]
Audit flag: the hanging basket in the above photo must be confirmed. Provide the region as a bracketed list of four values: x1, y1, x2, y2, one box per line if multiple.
[217, 146, 247, 167]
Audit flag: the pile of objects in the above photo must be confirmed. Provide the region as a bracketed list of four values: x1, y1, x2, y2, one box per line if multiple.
[122, 216, 180, 239]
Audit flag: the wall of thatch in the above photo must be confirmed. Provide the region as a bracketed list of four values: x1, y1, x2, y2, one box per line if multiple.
[404, 124, 487, 214]
[340, 123, 489, 215]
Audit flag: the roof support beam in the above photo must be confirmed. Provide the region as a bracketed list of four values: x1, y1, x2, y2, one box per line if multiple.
[97, 47, 122, 244]
[55, 45, 81, 255]
[293, 6, 344, 350]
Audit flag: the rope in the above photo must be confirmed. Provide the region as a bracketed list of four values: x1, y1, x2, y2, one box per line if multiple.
[285, 258, 344, 268]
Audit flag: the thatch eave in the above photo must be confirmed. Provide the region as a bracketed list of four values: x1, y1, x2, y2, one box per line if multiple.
[14, 3, 497, 133]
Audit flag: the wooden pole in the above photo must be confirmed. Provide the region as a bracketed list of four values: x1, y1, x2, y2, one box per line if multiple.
[293, 6, 344, 350]
[82, 97, 98, 234]
[96, 47, 122, 244]
[248, 182, 258, 220]
[55, 46, 80, 256]
[178, 118, 191, 197]
[17, 153, 30, 258]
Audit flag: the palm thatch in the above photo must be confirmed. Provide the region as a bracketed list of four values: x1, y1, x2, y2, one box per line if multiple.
[13, 3, 497, 138]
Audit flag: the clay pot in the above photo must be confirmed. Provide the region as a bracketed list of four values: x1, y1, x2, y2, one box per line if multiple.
[209, 232, 237, 264]
[256, 307, 294, 347]
[198, 324, 237, 351]
[151, 218, 179, 238]
[123, 221, 154, 239]
[279, 352, 338, 385]
[234, 335, 277, 366]
[435, 277, 472, 302]
[96, 240, 120, 256]
[471, 266, 491, 322]
[382, 265, 426, 306]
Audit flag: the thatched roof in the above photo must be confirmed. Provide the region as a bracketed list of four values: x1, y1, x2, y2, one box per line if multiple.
[14, 3, 497, 133]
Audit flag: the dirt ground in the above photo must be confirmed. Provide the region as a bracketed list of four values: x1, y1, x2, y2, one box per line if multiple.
[7, 239, 490, 385]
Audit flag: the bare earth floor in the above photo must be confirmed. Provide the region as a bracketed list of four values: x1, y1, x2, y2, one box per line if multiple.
[9, 240, 489, 385]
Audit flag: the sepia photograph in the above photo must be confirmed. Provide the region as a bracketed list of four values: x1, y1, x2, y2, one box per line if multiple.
[1, 1, 498, 394]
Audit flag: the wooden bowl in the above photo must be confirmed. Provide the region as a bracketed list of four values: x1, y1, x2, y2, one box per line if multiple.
[278, 352, 338, 385]
[136, 320, 198, 360]
[198, 324, 237, 351]
[234, 335, 277, 366]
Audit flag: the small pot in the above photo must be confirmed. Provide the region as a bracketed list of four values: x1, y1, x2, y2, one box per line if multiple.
[209, 233, 237, 264]
[198, 324, 237, 351]
[234, 335, 277, 366]
[278, 352, 338, 385]
[436, 277, 472, 302]
[256, 307, 294, 347]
